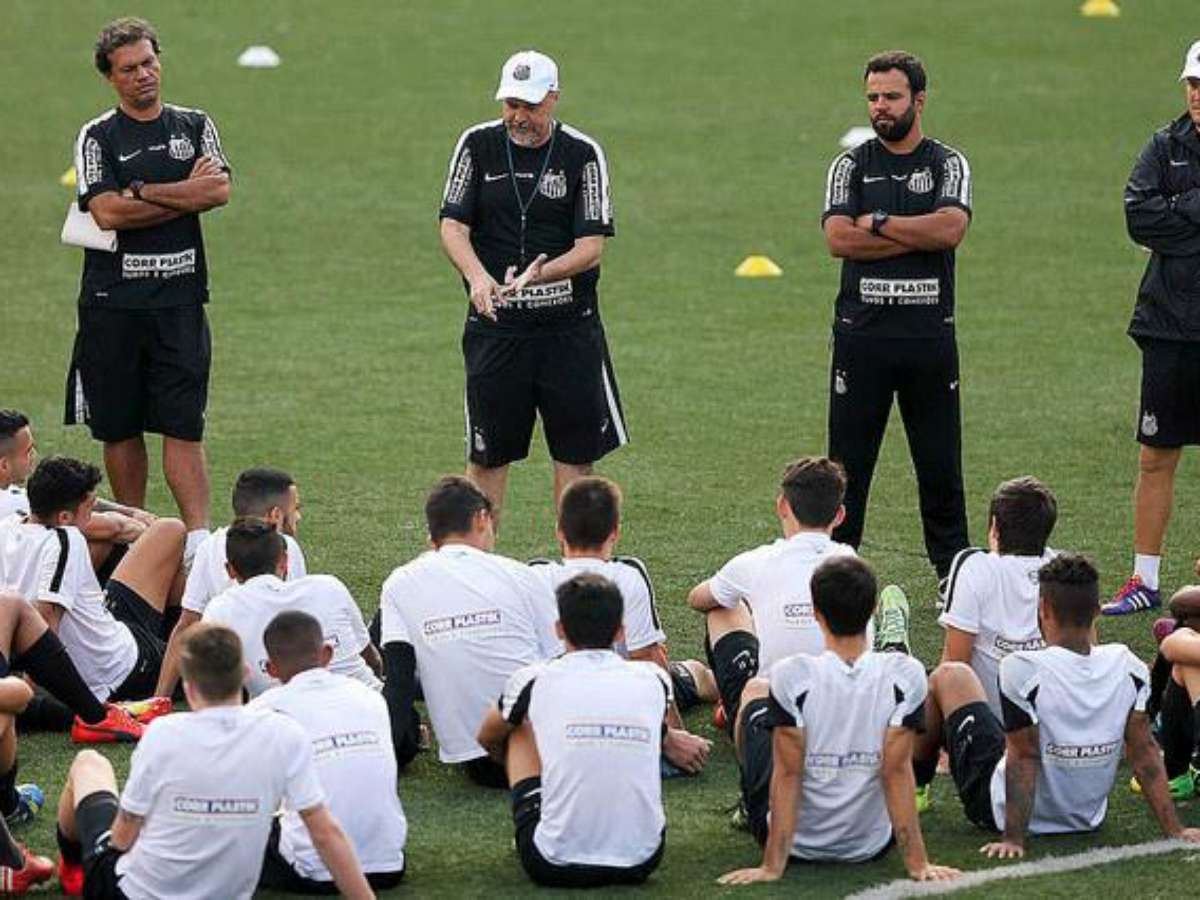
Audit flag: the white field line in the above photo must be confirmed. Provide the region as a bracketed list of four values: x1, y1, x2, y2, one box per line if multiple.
[844, 839, 1190, 899]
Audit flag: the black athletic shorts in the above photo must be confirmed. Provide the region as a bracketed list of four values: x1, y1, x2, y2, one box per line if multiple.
[461, 755, 509, 789]
[259, 818, 405, 894]
[511, 777, 664, 887]
[76, 791, 127, 900]
[105, 580, 166, 702]
[706, 628, 760, 735]
[65, 304, 211, 442]
[945, 701, 1004, 831]
[462, 319, 627, 467]
[1135, 337, 1200, 448]
[738, 697, 775, 845]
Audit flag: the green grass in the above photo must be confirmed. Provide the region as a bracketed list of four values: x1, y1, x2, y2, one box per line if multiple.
[3, 0, 1200, 895]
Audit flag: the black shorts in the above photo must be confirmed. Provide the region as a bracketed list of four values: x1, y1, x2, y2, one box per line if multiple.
[511, 777, 664, 887]
[105, 581, 166, 702]
[65, 304, 211, 442]
[461, 755, 509, 789]
[76, 791, 127, 900]
[259, 818, 405, 894]
[738, 698, 775, 845]
[945, 701, 1004, 832]
[462, 320, 627, 467]
[706, 628, 760, 734]
[1136, 337, 1200, 447]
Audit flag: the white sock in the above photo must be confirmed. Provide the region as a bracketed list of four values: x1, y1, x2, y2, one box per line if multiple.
[184, 528, 211, 567]
[1134, 554, 1161, 590]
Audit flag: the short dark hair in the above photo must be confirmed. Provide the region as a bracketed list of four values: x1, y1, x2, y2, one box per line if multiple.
[231, 468, 295, 518]
[225, 518, 286, 580]
[26, 456, 102, 520]
[425, 476, 491, 543]
[0, 410, 29, 449]
[180, 623, 244, 701]
[864, 50, 927, 95]
[989, 477, 1057, 556]
[1038, 553, 1100, 628]
[781, 457, 846, 527]
[556, 573, 624, 649]
[811, 556, 877, 637]
[94, 17, 160, 75]
[558, 477, 621, 549]
[263, 610, 324, 677]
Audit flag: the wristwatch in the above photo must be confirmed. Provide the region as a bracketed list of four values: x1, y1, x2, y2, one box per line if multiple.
[870, 210, 890, 236]
[129, 180, 145, 200]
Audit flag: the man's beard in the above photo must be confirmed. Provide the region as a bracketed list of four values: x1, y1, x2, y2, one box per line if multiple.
[872, 104, 917, 142]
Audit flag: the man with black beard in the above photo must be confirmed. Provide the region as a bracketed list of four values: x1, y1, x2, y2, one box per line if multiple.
[820, 50, 973, 583]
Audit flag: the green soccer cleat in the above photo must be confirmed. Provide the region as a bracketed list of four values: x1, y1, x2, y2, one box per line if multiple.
[1129, 767, 1196, 800]
[876, 585, 911, 654]
[915, 783, 932, 814]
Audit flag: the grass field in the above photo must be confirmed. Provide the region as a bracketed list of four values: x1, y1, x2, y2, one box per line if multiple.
[4, 0, 1200, 896]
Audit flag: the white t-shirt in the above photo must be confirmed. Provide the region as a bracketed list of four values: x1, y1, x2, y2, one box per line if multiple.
[379, 542, 560, 763]
[0, 518, 137, 700]
[528, 556, 666, 656]
[0, 487, 27, 520]
[768, 650, 927, 862]
[500, 651, 668, 867]
[938, 547, 1054, 715]
[202, 573, 377, 697]
[710, 532, 863, 670]
[181, 526, 307, 615]
[250, 668, 406, 880]
[991, 644, 1149, 835]
[114, 704, 325, 900]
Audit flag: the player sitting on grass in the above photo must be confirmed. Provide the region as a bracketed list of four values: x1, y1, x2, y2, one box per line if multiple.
[156, 466, 307, 697]
[0, 457, 182, 712]
[719, 555, 958, 885]
[252, 611, 406, 893]
[687, 457, 864, 732]
[477, 573, 672, 888]
[529, 476, 713, 772]
[912, 553, 1200, 858]
[53, 623, 374, 900]
[379, 475, 560, 784]
[201, 520, 380, 698]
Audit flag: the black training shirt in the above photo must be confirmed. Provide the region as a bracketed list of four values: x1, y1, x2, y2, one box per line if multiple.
[439, 120, 615, 335]
[822, 137, 971, 339]
[74, 105, 230, 310]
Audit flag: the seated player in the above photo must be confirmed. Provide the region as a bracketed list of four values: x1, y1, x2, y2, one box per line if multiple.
[719, 556, 958, 885]
[938, 476, 1057, 716]
[252, 611, 406, 893]
[379, 475, 560, 784]
[687, 457, 865, 731]
[913, 554, 1200, 858]
[202, 520, 380, 698]
[1139, 584, 1200, 797]
[0, 457, 183, 706]
[477, 574, 670, 888]
[156, 467, 307, 697]
[53, 623, 374, 900]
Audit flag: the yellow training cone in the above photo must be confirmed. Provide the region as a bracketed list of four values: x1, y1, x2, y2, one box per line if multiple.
[59, 166, 77, 188]
[735, 255, 783, 278]
[1080, 0, 1119, 17]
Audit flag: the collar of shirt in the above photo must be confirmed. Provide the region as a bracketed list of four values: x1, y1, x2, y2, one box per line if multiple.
[242, 573, 284, 589]
[786, 531, 833, 549]
[285, 667, 333, 689]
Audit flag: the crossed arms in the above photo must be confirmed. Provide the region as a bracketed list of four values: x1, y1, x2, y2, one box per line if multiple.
[87, 155, 230, 231]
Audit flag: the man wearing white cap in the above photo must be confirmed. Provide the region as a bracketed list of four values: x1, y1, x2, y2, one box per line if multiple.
[1108, 41, 1200, 616]
[439, 50, 624, 520]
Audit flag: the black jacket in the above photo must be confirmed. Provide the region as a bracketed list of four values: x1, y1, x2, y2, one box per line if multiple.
[1125, 113, 1200, 341]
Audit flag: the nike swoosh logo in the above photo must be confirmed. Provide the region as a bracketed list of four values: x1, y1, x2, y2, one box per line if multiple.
[862, 175, 886, 183]
[118, 150, 142, 162]
[483, 173, 507, 182]
[1171, 159, 1190, 167]
[957, 714, 975, 733]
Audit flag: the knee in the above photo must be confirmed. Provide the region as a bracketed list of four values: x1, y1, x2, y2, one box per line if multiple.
[739, 677, 770, 707]
[928, 661, 973, 697]
[1139, 447, 1181, 477]
[70, 748, 113, 779]
[151, 518, 187, 545]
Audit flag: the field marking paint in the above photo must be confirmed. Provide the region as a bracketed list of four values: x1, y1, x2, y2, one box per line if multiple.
[845, 839, 1191, 899]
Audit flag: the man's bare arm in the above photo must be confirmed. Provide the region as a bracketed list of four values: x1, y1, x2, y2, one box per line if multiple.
[1125, 709, 1200, 840]
[154, 609, 201, 697]
[439, 218, 500, 321]
[856, 207, 969, 252]
[300, 804, 375, 900]
[823, 215, 912, 260]
[940, 626, 975, 665]
[107, 810, 143, 852]
[882, 725, 959, 881]
[686, 581, 721, 612]
[981, 726, 1039, 858]
[87, 192, 181, 230]
[476, 705, 514, 763]
[34, 601, 64, 633]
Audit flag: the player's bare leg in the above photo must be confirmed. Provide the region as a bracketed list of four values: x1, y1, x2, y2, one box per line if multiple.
[56, 750, 117, 845]
[162, 438, 209, 531]
[733, 678, 769, 767]
[505, 719, 542, 786]
[552, 462, 592, 509]
[1134, 446, 1181, 556]
[104, 437, 149, 510]
[110, 519, 186, 614]
[706, 602, 755, 647]
[467, 462, 509, 526]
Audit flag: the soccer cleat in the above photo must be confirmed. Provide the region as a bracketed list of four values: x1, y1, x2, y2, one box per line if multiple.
[1153, 617, 1178, 644]
[875, 585, 911, 654]
[712, 701, 727, 732]
[915, 783, 932, 814]
[1102, 575, 1161, 616]
[57, 854, 84, 897]
[70, 704, 144, 744]
[3, 785, 43, 828]
[0, 846, 53, 894]
[1130, 767, 1196, 800]
[114, 696, 173, 725]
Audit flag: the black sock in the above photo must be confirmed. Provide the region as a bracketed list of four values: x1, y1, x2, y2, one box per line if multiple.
[94, 543, 128, 588]
[14, 631, 105, 724]
[17, 691, 75, 733]
[56, 827, 82, 865]
[0, 760, 18, 818]
[0, 817, 22, 869]
[1160, 681, 1194, 778]
[912, 754, 938, 787]
[161, 604, 182, 641]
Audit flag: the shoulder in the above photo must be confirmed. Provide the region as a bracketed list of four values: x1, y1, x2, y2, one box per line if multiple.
[999, 648, 1041, 684]
[769, 652, 818, 689]
[283, 533, 304, 553]
[163, 103, 211, 125]
[1098, 642, 1150, 681]
[881, 651, 927, 692]
[301, 573, 349, 595]
[627, 658, 672, 691]
[612, 555, 654, 592]
[76, 108, 118, 142]
[451, 119, 502, 149]
[558, 122, 608, 158]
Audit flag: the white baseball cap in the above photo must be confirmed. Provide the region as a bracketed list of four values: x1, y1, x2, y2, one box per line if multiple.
[495, 50, 559, 104]
[1180, 39, 1200, 81]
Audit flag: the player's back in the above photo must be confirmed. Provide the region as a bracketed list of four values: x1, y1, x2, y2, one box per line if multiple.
[0, 516, 59, 598]
[181, 526, 307, 617]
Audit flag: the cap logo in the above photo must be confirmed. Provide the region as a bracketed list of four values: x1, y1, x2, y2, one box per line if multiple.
[513, 64, 531, 81]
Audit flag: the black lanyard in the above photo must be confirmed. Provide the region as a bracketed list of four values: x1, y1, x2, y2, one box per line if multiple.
[505, 123, 557, 268]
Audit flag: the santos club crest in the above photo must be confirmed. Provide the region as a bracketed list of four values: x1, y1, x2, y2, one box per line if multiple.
[907, 167, 934, 194]
[169, 136, 195, 161]
[539, 170, 567, 199]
